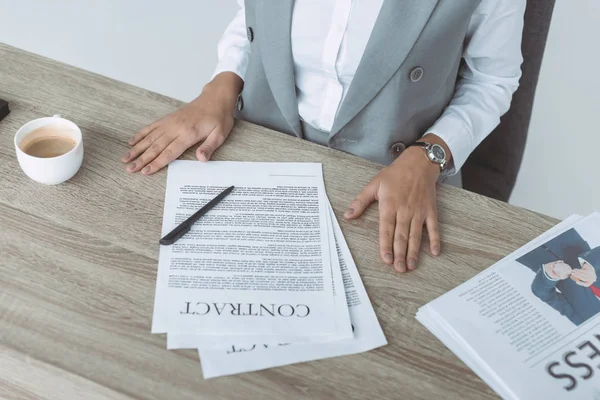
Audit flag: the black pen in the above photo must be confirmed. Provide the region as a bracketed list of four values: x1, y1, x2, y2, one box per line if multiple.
[159, 185, 235, 246]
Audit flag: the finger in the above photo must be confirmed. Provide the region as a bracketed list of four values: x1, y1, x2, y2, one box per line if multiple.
[128, 121, 159, 147]
[393, 216, 410, 273]
[127, 133, 174, 173]
[570, 270, 583, 279]
[345, 180, 377, 220]
[124, 129, 164, 166]
[406, 217, 424, 271]
[196, 128, 227, 162]
[393, 214, 410, 273]
[378, 204, 396, 266]
[425, 210, 441, 256]
[141, 139, 189, 175]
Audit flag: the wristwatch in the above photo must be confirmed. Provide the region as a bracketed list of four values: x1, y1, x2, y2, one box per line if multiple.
[407, 141, 447, 171]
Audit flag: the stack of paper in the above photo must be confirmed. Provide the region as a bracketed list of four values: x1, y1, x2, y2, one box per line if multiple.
[152, 160, 387, 378]
[418, 213, 600, 399]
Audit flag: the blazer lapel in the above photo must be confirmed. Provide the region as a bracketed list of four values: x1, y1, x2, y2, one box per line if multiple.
[330, 0, 440, 137]
[254, 1, 302, 138]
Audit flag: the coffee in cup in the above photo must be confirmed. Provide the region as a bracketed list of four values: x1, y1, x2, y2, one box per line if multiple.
[14, 115, 84, 185]
[21, 128, 77, 158]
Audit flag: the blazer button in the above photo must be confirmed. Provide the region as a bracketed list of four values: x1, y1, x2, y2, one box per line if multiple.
[247, 27, 254, 42]
[410, 67, 424, 82]
[391, 142, 406, 155]
[237, 95, 244, 111]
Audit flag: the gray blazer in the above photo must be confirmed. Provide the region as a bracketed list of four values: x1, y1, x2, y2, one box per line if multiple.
[236, 0, 482, 166]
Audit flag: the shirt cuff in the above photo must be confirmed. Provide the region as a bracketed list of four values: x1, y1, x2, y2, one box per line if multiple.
[211, 48, 249, 82]
[579, 257, 591, 268]
[426, 114, 473, 176]
[542, 263, 559, 281]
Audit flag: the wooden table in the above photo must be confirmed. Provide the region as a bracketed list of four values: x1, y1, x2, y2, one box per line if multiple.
[0, 44, 557, 400]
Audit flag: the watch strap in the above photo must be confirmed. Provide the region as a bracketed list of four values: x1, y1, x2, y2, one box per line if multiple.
[407, 141, 429, 149]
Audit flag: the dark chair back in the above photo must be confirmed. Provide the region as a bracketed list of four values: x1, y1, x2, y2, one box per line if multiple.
[461, 0, 556, 202]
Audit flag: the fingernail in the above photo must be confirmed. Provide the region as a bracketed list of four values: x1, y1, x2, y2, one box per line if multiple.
[121, 152, 130, 162]
[142, 166, 151, 174]
[199, 151, 208, 162]
[407, 258, 417, 270]
[344, 208, 355, 218]
[384, 253, 393, 263]
[395, 261, 406, 272]
[127, 162, 136, 171]
[433, 245, 440, 256]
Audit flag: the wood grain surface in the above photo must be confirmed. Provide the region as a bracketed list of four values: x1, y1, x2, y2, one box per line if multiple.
[0, 43, 558, 400]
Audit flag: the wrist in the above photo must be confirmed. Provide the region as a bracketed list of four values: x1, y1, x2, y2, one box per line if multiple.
[420, 133, 453, 163]
[400, 147, 441, 180]
[200, 72, 243, 109]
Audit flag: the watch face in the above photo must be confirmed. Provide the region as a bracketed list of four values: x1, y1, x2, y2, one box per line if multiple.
[431, 144, 445, 161]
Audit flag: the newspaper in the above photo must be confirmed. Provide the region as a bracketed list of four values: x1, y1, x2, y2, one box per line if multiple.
[418, 213, 600, 399]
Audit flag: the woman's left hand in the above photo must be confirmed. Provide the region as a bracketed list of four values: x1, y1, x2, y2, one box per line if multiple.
[344, 137, 449, 273]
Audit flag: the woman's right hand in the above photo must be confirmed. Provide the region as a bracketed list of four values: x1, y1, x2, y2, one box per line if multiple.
[121, 72, 243, 175]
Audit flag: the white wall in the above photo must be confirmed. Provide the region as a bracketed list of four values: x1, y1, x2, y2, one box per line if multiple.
[0, 0, 238, 101]
[1, 0, 598, 219]
[510, 0, 600, 219]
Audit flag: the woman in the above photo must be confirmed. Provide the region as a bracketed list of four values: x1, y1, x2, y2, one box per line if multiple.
[121, 0, 525, 273]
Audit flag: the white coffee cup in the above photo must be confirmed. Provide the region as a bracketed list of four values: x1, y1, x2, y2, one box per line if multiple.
[14, 115, 84, 185]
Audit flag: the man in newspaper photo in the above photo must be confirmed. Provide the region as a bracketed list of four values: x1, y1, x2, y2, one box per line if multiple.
[517, 228, 600, 326]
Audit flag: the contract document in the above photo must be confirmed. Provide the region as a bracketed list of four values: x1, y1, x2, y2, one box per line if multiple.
[151, 161, 351, 340]
[151, 160, 386, 378]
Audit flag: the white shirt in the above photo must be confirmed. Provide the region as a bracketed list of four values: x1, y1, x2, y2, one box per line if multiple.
[213, 0, 525, 173]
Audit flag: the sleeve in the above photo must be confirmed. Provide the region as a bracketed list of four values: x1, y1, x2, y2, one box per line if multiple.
[578, 247, 600, 275]
[516, 246, 557, 274]
[531, 269, 583, 326]
[211, 0, 251, 81]
[426, 0, 526, 174]
[542, 265, 559, 282]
